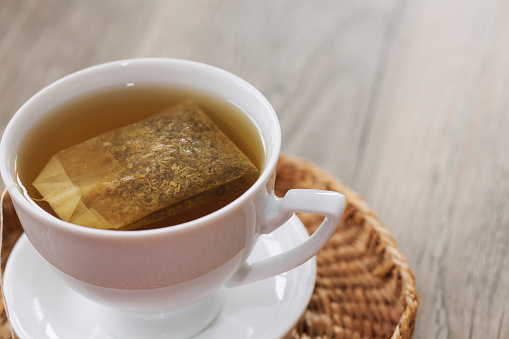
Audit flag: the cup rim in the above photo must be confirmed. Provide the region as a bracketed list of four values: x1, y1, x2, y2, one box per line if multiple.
[0, 58, 281, 237]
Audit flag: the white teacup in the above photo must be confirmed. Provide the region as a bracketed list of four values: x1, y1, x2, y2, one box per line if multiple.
[0, 58, 345, 338]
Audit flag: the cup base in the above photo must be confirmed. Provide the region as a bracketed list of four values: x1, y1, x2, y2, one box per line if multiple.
[95, 289, 224, 339]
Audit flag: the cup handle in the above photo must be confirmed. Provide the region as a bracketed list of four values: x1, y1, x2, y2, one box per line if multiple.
[226, 189, 345, 287]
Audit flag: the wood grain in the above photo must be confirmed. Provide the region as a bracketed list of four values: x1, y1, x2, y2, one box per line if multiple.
[0, 1, 508, 338]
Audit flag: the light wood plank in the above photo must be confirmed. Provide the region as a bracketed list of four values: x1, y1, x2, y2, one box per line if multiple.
[352, 0, 509, 338]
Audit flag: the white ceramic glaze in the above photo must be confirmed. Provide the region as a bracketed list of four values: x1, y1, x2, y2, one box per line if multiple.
[5, 216, 316, 339]
[0, 58, 345, 337]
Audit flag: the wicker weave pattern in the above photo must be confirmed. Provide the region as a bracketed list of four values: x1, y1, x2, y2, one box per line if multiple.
[0, 155, 418, 339]
[276, 155, 418, 339]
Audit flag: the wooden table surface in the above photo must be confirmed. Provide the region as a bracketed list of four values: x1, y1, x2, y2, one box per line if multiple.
[1, 1, 508, 338]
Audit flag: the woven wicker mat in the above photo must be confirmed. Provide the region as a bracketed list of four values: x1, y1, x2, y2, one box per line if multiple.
[0, 154, 418, 339]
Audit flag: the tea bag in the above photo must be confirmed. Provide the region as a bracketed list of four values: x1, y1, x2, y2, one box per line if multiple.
[33, 100, 258, 229]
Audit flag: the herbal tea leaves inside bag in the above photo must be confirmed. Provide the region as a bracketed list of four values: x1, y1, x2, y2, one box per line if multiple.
[32, 100, 258, 229]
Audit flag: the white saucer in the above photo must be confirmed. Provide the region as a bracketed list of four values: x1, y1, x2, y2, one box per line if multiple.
[4, 215, 316, 339]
